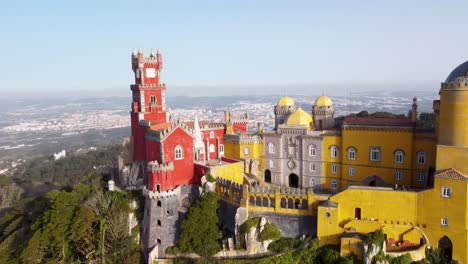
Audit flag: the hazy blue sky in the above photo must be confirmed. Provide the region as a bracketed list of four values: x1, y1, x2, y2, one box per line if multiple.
[1, 0, 467, 98]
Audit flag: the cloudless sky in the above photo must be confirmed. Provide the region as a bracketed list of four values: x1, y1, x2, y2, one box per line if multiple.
[1, 0, 468, 98]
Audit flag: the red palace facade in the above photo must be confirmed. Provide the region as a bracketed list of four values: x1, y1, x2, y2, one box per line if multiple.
[130, 49, 247, 192]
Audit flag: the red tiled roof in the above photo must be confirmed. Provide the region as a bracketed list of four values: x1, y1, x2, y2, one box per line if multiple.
[435, 168, 468, 180]
[149, 122, 172, 131]
[343, 116, 413, 127]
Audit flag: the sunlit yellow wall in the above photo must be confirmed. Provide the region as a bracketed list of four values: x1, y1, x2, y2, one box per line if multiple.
[317, 205, 342, 245]
[436, 145, 468, 175]
[341, 128, 414, 187]
[417, 178, 468, 263]
[224, 138, 264, 175]
[438, 85, 468, 147]
[340, 236, 363, 259]
[322, 134, 342, 189]
[413, 136, 437, 187]
[210, 161, 244, 184]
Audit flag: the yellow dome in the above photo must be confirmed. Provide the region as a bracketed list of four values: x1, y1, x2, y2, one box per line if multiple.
[286, 107, 313, 127]
[315, 95, 333, 107]
[277, 96, 295, 107]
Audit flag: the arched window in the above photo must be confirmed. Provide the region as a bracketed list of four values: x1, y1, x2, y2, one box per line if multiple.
[330, 146, 338, 158]
[310, 163, 316, 171]
[209, 144, 215, 153]
[175, 145, 183, 160]
[309, 145, 316, 156]
[210, 131, 215, 138]
[395, 171, 402, 181]
[348, 147, 356, 160]
[394, 150, 404, 164]
[417, 151, 426, 164]
[331, 180, 338, 190]
[268, 143, 275, 154]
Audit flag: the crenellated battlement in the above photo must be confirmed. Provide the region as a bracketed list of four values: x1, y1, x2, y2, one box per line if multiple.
[441, 79, 468, 89]
[224, 134, 262, 144]
[147, 160, 174, 172]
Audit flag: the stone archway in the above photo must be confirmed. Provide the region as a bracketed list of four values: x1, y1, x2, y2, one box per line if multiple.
[361, 175, 386, 187]
[438, 236, 453, 261]
[289, 173, 299, 188]
[264, 169, 272, 183]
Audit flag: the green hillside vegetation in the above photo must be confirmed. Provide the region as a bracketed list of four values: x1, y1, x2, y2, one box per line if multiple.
[0, 181, 142, 263]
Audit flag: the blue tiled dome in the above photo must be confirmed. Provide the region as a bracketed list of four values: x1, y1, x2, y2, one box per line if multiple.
[446, 61, 468, 83]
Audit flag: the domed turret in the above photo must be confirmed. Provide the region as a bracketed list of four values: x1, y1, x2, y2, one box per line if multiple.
[278, 96, 295, 107]
[287, 107, 313, 128]
[312, 95, 335, 130]
[314, 95, 333, 107]
[445, 61, 468, 83]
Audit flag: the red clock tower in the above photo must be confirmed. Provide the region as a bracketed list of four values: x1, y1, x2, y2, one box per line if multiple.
[130, 49, 168, 161]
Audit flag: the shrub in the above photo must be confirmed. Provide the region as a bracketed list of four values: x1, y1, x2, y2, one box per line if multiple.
[239, 217, 260, 235]
[258, 223, 281, 242]
[268, 237, 302, 252]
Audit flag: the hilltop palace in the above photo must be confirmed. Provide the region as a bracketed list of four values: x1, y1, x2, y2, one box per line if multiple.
[126, 49, 468, 263]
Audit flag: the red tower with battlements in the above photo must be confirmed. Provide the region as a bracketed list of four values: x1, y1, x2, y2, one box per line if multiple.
[130, 49, 168, 161]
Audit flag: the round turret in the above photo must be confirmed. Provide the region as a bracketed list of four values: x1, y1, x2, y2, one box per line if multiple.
[286, 107, 313, 128]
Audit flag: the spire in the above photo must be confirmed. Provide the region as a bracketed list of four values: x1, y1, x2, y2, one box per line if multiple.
[193, 115, 204, 149]
[157, 48, 161, 54]
[138, 48, 143, 54]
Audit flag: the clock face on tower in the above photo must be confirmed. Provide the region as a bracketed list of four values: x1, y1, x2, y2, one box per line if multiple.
[146, 68, 156, 78]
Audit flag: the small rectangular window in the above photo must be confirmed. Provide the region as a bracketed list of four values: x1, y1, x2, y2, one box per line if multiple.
[370, 147, 381, 161]
[417, 172, 425, 182]
[348, 167, 355, 177]
[310, 163, 316, 172]
[395, 171, 402, 181]
[331, 164, 337, 174]
[244, 147, 249, 155]
[441, 218, 448, 226]
[441, 187, 452, 198]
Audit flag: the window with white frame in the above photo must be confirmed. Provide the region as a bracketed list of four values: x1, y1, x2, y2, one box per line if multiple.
[175, 146, 183, 160]
[331, 164, 337, 174]
[441, 217, 448, 226]
[395, 150, 404, 164]
[244, 147, 249, 155]
[219, 144, 224, 154]
[268, 143, 275, 154]
[441, 187, 452, 198]
[417, 151, 426, 164]
[331, 180, 338, 190]
[309, 145, 316, 156]
[210, 131, 215, 139]
[209, 144, 215, 153]
[310, 178, 315, 186]
[370, 147, 381, 161]
[417, 172, 425, 182]
[269, 160, 274, 168]
[288, 145, 295, 155]
[348, 167, 355, 177]
[330, 146, 338, 158]
[348, 147, 356, 160]
[310, 163, 316, 171]
[395, 171, 402, 181]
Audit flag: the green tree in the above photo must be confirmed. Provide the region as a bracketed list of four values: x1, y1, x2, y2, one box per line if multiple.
[179, 192, 222, 257]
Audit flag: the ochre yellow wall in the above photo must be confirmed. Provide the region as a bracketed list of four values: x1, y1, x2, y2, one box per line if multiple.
[341, 128, 414, 188]
[224, 140, 264, 174]
[416, 178, 468, 263]
[210, 161, 244, 184]
[438, 87, 468, 147]
[340, 237, 363, 259]
[436, 145, 468, 175]
[322, 134, 342, 189]
[317, 206, 342, 245]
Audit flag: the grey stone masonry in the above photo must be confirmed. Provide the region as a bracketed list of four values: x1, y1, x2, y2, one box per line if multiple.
[141, 185, 200, 259]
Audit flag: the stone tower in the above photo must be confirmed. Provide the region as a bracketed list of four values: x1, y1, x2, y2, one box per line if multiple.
[312, 95, 335, 130]
[274, 96, 296, 129]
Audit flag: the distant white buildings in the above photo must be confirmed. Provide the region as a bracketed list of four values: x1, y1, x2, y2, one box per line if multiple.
[53, 150, 66, 160]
